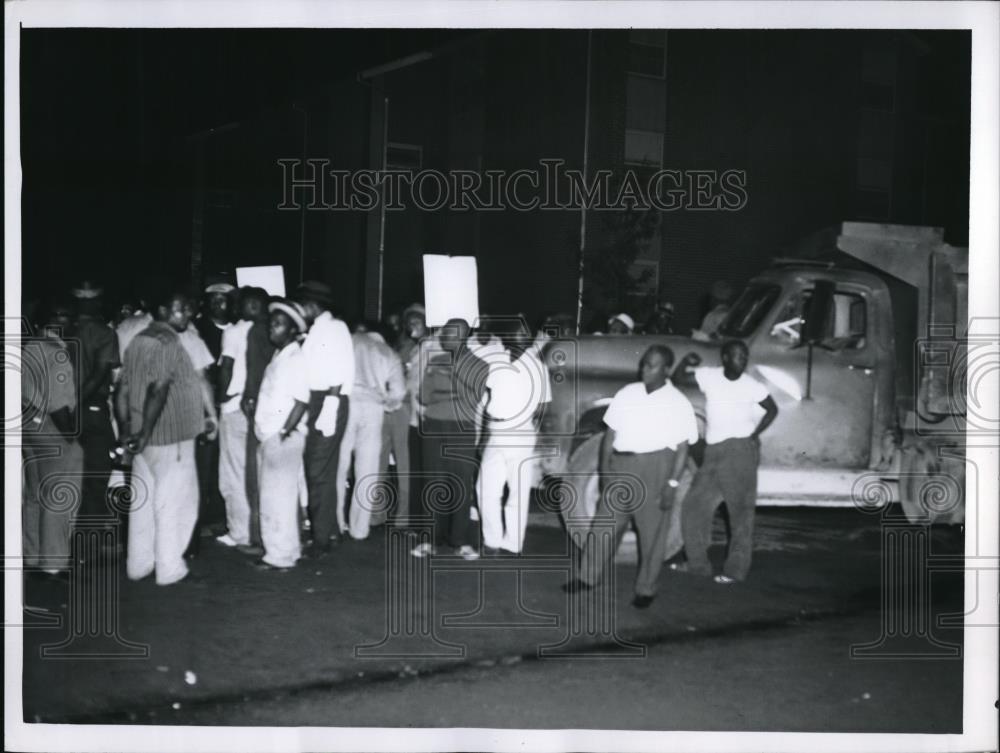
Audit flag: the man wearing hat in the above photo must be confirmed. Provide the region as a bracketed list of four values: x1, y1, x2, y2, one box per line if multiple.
[607, 312, 635, 335]
[195, 282, 234, 363]
[253, 299, 310, 570]
[71, 280, 121, 523]
[23, 300, 85, 577]
[644, 301, 676, 335]
[295, 281, 354, 557]
[192, 281, 234, 545]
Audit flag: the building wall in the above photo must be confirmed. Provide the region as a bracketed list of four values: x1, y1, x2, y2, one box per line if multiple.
[195, 30, 969, 331]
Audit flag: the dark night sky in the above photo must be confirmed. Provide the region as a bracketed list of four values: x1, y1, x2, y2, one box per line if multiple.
[19, 28, 474, 303]
[19, 28, 971, 317]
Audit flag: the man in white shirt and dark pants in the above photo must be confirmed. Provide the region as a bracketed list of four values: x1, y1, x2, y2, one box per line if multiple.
[678, 340, 778, 583]
[565, 345, 698, 609]
[295, 281, 355, 557]
[215, 288, 262, 548]
[478, 322, 551, 555]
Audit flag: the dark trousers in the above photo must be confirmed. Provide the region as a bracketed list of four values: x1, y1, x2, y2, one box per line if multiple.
[408, 425, 425, 520]
[578, 448, 675, 597]
[421, 419, 479, 549]
[681, 436, 759, 581]
[186, 433, 222, 556]
[195, 434, 224, 526]
[304, 396, 350, 545]
[79, 403, 115, 521]
[245, 421, 262, 547]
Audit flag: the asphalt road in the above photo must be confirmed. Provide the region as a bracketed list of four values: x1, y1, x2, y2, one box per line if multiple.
[19, 507, 966, 732]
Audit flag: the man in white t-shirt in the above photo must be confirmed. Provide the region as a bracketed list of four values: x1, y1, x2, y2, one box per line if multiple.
[678, 340, 778, 583]
[564, 345, 698, 608]
[214, 288, 264, 548]
[478, 322, 551, 555]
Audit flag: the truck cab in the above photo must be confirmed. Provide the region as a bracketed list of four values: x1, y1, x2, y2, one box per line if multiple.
[540, 222, 967, 520]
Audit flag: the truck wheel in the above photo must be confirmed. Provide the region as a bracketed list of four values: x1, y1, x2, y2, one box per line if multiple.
[898, 442, 965, 525]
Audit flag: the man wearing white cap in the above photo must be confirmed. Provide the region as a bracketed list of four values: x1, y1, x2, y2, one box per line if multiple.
[253, 300, 310, 570]
[607, 312, 635, 335]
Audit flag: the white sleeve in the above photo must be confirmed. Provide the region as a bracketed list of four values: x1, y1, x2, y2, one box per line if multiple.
[602, 388, 627, 431]
[327, 319, 355, 390]
[289, 351, 310, 403]
[693, 367, 710, 393]
[535, 354, 552, 403]
[680, 397, 699, 444]
[748, 376, 769, 403]
[220, 325, 240, 361]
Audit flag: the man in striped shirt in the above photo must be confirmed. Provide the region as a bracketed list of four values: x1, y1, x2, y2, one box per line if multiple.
[115, 289, 216, 586]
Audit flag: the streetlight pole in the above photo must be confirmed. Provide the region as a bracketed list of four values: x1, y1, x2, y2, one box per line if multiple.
[575, 31, 593, 335]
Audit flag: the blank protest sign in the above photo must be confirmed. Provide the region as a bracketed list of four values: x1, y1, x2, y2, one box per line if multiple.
[236, 265, 286, 297]
[423, 255, 479, 327]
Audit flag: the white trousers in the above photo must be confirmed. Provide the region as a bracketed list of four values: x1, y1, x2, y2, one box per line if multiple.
[127, 440, 198, 585]
[336, 399, 385, 540]
[477, 440, 538, 553]
[257, 432, 305, 568]
[219, 410, 250, 545]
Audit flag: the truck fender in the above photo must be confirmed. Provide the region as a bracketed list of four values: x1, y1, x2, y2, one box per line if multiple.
[550, 431, 698, 561]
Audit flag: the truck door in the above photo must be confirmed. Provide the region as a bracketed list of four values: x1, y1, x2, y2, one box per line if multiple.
[751, 282, 877, 468]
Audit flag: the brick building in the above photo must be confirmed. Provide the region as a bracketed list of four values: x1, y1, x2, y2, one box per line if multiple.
[194, 29, 970, 331]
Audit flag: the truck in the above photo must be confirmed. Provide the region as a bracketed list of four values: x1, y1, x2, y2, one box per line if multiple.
[538, 222, 969, 545]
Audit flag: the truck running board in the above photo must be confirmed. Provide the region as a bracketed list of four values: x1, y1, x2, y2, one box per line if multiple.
[757, 467, 898, 508]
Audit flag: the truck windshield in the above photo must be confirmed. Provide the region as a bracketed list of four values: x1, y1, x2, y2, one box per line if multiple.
[718, 284, 781, 338]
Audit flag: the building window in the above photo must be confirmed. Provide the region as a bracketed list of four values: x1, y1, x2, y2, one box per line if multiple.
[624, 129, 663, 167]
[856, 157, 892, 191]
[386, 143, 422, 172]
[627, 30, 666, 78]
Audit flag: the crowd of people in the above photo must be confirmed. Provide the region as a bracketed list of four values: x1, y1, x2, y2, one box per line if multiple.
[21, 274, 774, 609]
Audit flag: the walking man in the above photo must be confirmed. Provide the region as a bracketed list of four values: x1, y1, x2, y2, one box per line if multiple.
[115, 289, 216, 585]
[296, 281, 354, 557]
[564, 345, 698, 608]
[253, 300, 310, 570]
[678, 340, 778, 583]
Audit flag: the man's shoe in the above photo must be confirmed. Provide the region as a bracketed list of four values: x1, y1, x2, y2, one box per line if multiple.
[667, 561, 688, 572]
[410, 542, 435, 558]
[561, 578, 593, 594]
[713, 574, 737, 584]
[236, 544, 264, 557]
[166, 572, 205, 586]
[305, 542, 331, 559]
[253, 559, 294, 572]
[631, 594, 655, 609]
[215, 534, 239, 547]
[456, 545, 480, 561]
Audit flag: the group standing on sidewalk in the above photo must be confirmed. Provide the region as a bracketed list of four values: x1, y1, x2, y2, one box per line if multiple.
[22, 275, 777, 604]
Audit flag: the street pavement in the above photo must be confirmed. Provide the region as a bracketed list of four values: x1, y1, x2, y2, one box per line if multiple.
[19, 508, 965, 730]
